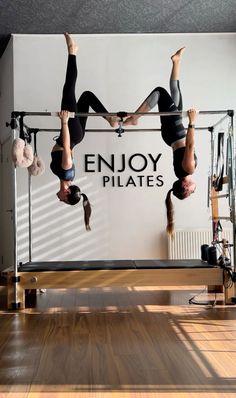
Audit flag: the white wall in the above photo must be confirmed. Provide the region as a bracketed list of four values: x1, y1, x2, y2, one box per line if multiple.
[9, 33, 236, 263]
[0, 37, 14, 271]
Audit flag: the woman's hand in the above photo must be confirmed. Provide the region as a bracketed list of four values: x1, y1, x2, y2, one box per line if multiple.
[58, 110, 70, 125]
[187, 108, 198, 125]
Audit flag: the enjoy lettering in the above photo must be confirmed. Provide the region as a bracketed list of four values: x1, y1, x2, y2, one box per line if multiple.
[84, 153, 162, 172]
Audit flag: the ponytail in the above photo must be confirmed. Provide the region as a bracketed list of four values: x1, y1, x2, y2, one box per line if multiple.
[81, 193, 92, 231]
[67, 185, 92, 231]
[165, 188, 175, 238]
[165, 179, 187, 237]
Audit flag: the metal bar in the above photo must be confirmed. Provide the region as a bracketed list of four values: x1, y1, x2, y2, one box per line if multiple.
[22, 127, 212, 133]
[28, 172, 32, 262]
[27, 128, 163, 132]
[12, 128, 18, 307]
[210, 129, 215, 180]
[210, 194, 229, 199]
[60, 128, 164, 132]
[229, 114, 236, 272]
[207, 176, 210, 208]
[22, 110, 230, 118]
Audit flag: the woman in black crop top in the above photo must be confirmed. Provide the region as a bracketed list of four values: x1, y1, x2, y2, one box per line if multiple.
[50, 33, 118, 230]
[124, 47, 198, 236]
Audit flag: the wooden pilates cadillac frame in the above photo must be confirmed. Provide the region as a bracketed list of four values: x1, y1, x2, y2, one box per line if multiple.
[2, 109, 235, 310]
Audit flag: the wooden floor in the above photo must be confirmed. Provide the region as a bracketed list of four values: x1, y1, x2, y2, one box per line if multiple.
[0, 285, 236, 398]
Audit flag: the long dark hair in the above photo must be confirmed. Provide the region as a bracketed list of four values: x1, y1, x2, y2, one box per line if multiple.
[67, 185, 92, 231]
[165, 179, 186, 237]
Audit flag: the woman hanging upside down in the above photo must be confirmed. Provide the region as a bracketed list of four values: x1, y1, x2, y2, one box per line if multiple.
[124, 47, 198, 236]
[50, 33, 118, 230]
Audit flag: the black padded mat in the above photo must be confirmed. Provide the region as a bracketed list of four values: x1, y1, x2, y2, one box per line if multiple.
[134, 259, 214, 269]
[17, 259, 214, 272]
[18, 260, 136, 272]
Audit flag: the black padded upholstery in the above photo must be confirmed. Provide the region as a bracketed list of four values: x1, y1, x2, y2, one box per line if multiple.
[17, 259, 214, 272]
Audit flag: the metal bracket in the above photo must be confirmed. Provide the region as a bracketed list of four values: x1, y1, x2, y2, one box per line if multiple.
[227, 109, 234, 117]
[11, 276, 20, 283]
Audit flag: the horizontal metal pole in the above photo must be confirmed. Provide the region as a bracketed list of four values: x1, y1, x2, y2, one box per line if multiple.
[34, 128, 164, 132]
[22, 110, 231, 118]
[88, 127, 210, 132]
[24, 127, 213, 133]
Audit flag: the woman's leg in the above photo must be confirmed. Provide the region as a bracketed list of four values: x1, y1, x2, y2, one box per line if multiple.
[169, 47, 185, 111]
[123, 86, 165, 126]
[124, 85, 185, 145]
[56, 33, 84, 148]
[124, 46, 186, 127]
[123, 96, 152, 126]
[61, 33, 78, 111]
[60, 54, 78, 112]
[76, 91, 118, 131]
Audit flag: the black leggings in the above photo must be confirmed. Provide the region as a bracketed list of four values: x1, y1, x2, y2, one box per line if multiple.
[145, 85, 185, 146]
[56, 55, 109, 149]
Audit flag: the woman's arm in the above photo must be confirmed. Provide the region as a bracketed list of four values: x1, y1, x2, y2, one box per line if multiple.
[58, 110, 73, 170]
[182, 108, 198, 174]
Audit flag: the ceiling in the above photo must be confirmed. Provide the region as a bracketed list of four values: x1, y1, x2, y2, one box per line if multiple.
[0, 0, 235, 58]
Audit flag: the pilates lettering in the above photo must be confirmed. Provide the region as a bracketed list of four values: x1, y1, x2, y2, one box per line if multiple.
[102, 175, 164, 187]
[84, 153, 164, 188]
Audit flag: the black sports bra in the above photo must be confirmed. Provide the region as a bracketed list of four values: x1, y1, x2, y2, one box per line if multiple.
[50, 151, 75, 181]
[173, 147, 198, 179]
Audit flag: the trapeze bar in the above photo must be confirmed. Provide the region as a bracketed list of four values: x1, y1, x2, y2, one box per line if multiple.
[19, 110, 231, 118]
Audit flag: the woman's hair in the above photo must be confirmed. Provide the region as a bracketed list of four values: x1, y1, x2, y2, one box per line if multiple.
[67, 185, 92, 231]
[165, 179, 186, 237]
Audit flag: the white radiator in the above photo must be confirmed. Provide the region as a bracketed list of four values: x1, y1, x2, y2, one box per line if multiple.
[168, 229, 233, 260]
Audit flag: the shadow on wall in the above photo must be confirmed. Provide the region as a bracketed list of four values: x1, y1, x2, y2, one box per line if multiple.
[17, 176, 109, 262]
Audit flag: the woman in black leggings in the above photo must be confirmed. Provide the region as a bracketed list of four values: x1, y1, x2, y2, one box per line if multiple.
[124, 47, 198, 236]
[50, 33, 117, 230]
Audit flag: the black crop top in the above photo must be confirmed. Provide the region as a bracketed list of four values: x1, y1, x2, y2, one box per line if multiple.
[50, 151, 75, 181]
[173, 147, 198, 179]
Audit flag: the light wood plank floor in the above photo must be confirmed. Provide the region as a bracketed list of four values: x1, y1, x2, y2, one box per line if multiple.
[0, 285, 235, 398]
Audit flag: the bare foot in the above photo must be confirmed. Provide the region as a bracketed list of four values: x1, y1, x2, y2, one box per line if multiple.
[64, 32, 78, 55]
[171, 46, 186, 62]
[123, 116, 139, 126]
[106, 116, 119, 128]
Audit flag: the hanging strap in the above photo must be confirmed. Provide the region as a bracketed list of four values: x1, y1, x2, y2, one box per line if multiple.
[18, 115, 32, 143]
[212, 220, 222, 242]
[214, 131, 224, 191]
[33, 132, 38, 156]
[19, 115, 26, 141]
